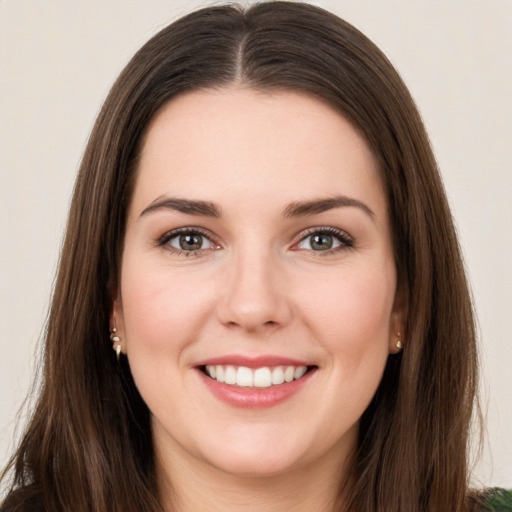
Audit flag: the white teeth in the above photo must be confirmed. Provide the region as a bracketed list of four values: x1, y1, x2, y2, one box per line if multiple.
[253, 367, 272, 388]
[271, 366, 285, 385]
[237, 366, 253, 387]
[224, 365, 236, 385]
[294, 366, 307, 379]
[206, 365, 216, 378]
[284, 366, 295, 382]
[204, 364, 309, 388]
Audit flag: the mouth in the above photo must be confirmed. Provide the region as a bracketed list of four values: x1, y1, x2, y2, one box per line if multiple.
[199, 364, 317, 389]
[194, 355, 318, 408]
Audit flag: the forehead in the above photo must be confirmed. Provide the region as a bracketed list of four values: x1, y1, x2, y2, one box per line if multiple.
[131, 87, 386, 220]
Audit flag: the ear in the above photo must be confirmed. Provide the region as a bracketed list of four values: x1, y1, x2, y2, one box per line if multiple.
[388, 282, 406, 354]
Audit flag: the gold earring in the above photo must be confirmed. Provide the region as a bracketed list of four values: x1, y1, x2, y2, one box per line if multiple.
[396, 332, 403, 350]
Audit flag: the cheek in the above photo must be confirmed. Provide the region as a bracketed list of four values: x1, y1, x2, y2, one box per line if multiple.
[296, 262, 396, 357]
[119, 262, 217, 354]
[118, 263, 219, 421]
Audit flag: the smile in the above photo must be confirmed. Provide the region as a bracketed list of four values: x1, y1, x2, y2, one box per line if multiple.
[203, 364, 309, 388]
[195, 356, 318, 408]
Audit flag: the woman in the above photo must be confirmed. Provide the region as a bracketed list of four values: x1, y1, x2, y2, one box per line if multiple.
[1, 2, 510, 511]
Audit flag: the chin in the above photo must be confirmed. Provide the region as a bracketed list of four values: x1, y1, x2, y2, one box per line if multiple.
[204, 449, 303, 479]
[193, 425, 320, 478]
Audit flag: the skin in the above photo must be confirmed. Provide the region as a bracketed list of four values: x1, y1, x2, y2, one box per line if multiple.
[115, 88, 404, 511]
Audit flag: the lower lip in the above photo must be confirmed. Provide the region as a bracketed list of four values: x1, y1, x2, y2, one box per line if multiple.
[197, 368, 316, 409]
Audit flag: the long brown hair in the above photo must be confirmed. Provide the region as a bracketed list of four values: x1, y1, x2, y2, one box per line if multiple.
[1, 2, 480, 511]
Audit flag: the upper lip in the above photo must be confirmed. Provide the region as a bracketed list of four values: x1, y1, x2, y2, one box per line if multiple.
[194, 354, 314, 368]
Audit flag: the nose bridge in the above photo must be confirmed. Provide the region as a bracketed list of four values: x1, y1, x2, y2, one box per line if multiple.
[218, 237, 291, 331]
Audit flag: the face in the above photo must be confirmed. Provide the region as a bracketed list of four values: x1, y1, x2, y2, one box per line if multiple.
[116, 88, 403, 479]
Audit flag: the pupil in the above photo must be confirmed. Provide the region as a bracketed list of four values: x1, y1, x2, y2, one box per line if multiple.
[311, 234, 332, 250]
[180, 234, 202, 250]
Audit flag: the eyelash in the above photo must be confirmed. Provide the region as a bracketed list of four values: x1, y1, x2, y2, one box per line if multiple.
[293, 226, 354, 256]
[157, 227, 219, 257]
[157, 226, 353, 257]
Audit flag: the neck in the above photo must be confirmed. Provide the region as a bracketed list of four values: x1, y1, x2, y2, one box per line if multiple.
[156, 439, 353, 512]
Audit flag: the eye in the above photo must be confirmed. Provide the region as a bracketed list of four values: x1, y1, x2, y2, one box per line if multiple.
[158, 228, 220, 255]
[293, 227, 353, 253]
[169, 233, 211, 251]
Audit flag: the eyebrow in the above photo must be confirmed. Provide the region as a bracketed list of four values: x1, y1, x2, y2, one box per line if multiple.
[283, 195, 375, 220]
[140, 196, 222, 218]
[139, 194, 374, 220]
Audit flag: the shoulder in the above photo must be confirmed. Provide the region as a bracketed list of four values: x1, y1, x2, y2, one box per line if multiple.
[482, 488, 512, 511]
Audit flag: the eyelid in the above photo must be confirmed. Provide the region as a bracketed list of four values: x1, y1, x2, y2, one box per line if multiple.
[291, 226, 354, 253]
[157, 226, 221, 253]
[156, 225, 352, 256]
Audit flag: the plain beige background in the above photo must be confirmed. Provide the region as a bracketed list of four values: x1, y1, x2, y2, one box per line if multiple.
[1, 0, 510, 487]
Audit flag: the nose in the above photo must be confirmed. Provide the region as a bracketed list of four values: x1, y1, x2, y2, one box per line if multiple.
[216, 247, 293, 333]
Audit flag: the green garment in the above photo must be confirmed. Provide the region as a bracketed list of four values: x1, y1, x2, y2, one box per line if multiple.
[485, 488, 512, 511]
